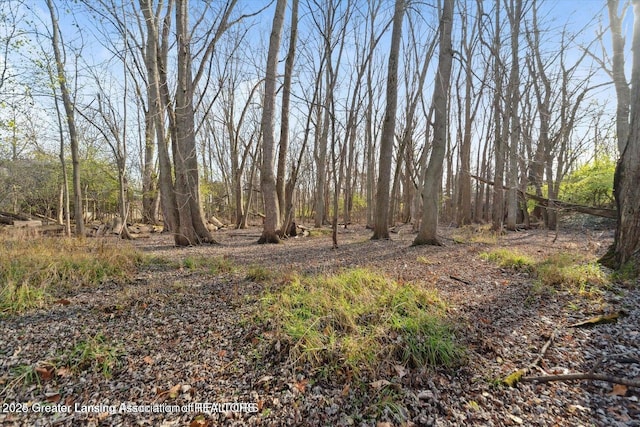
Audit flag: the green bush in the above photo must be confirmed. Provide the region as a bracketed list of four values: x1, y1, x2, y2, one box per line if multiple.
[560, 157, 615, 208]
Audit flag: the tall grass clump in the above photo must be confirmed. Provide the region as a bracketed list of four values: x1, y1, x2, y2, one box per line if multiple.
[1, 237, 141, 314]
[261, 268, 464, 380]
[452, 224, 499, 244]
[479, 249, 535, 271]
[536, 253, 608, 294]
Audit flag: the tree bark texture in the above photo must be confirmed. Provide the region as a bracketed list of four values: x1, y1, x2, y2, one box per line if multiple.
[413, 0, 454, 246]
[258, 0, 287, 244]
[173, 0, 215, 245]
[605, 0, 640, 271]
[372, 0, 404, 240]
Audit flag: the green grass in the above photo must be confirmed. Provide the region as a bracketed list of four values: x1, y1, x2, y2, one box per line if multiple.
[10, 364, 41, 387]
[260, 268, 464, 380]
[536, 253, 608, 294]
[611, 260, 639, 285]
[307, 228, 333, 238]
[481, 249, 610, 296]
[56, 333, 123, 378]
[246, 265, 275, 283]
[452, 225, 499, 245]
[0, 237, 142, 314]
[479, 249, 535, 271]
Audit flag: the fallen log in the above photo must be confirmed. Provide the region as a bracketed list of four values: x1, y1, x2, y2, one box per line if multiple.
[0, 211, 33, 221]
[12, 220, 42, 228]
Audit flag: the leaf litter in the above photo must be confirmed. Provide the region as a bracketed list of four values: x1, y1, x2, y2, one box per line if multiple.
[0, 225, 638, 426]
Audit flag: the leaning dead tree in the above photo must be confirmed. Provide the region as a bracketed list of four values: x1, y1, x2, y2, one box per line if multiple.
[471, 175, 617, 220]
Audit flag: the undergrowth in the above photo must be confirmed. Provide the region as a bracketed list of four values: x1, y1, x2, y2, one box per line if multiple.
[260, 268, 464, 381]
[246, 265, 275, 283]
[480, 249, 609, 296]
[0, 237, 142, 314]
[56, 333, 123, 378]
[479, 249, 535, 271]
[452, 224, 499, 245]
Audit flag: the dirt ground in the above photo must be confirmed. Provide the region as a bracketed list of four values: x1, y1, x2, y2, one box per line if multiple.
[1, 223, 638, 426]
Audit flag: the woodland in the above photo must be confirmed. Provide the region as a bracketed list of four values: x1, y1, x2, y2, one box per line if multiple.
[0, 0, 639, 426]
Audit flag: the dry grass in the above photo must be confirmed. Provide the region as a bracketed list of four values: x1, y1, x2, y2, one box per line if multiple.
[0, 237, 142, 314]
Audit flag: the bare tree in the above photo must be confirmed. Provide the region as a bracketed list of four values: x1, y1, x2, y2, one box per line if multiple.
[258, 0, 286, 244]
[505, 0, 523, 230]
[490, 2, 505, 232]
[372, 0, 404, 240]
[276, 0, 299, 227]
[139, 0, 178, 234]
[455, 0, 485, 226]
[45, 0, 85, 237]
[413, 0, 454, 246]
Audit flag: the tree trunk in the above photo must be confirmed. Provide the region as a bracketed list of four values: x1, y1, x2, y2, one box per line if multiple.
[139, 0, 179, 235]
[173, 0, 215, 245]
[141, 108, 158, 224]
[608, 0, 631, 153]
[46, 0, 84, 237]
[258, 0, 286, 244]
[602, 0, 640, 273]
[491, 4, 504, 232]
[413, 0, 454, 246]
[505, 0, 522, 231]
[276, 0, 298, 226]
[372, 0, 404, 240]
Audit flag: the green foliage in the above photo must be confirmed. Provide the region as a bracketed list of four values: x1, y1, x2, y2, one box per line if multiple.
[81, 156, 121, 216]
[560, 157, 615, 208]
[612, 260, 639, 285]
[0, 237, 141, 314]
[10, 364, 41, 387]
[0, 157, 60, 215]
[307, 228, 333, 238]
[0, 149, 123, 219]
[261, 268, 464, 380]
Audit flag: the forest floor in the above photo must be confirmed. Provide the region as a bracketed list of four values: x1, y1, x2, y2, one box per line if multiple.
[1, 222, 639, 426]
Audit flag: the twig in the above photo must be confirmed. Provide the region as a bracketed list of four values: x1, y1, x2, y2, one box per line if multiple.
[503, 330, 556, 387]
[522, 373, 640, 388]
[449, 275, 472, 285]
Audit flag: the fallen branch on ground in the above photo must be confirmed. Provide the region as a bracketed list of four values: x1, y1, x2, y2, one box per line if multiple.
[449, 275, 472, 285]
[521, 373, 640, 388]
[503, 330, 556, 387]
[568, 312, 621, 328]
